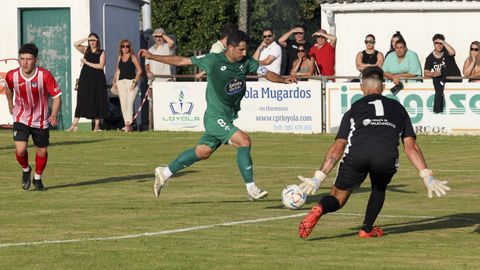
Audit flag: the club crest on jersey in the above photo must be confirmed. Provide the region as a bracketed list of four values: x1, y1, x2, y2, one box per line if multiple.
[32, 82, 37, 88]
[225, 78, 245, 95]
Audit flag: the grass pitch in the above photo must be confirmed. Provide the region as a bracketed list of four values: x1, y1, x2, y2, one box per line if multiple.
[0, 130, 479, 269]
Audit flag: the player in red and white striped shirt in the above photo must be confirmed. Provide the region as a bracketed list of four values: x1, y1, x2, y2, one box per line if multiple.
[5, 43, 62, 191]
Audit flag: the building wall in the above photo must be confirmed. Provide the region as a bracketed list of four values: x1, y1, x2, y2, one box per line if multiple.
[321, 3, 480, 78]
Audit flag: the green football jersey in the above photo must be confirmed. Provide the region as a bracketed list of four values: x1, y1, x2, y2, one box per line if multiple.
[191, 53, 259, 120]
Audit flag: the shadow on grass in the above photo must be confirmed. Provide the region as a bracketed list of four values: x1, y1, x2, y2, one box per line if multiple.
[307, 212, 480, 241]
[47, 170, 200, 190]
[0, 139, 108, 151]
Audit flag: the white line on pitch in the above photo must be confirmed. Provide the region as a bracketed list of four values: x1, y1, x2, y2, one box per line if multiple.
[0, 212, 469, 249]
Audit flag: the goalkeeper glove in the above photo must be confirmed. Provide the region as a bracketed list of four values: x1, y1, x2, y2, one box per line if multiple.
[298, 170, 327, 195]
[420, 169, 451, 198]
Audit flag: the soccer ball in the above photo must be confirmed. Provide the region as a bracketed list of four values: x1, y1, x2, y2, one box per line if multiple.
[282, 184, 307, 210]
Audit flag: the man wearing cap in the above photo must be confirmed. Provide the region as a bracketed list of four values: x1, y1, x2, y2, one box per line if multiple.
[309, 29, 336, 77]
[296, 66, 450, 239]
[145, 28, 176, 82]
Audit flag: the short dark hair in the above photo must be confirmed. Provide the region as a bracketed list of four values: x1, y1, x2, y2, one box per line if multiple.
[366, 34, 375, 40]
[395, 39, 407, 47]
[293, 24, 305, 31]
[19, 43, 39, 58]
[362, 66, 384, 81]
[227, 30, 250, 47]
[432, 33, 445, 42]
[220, 23, 237, 39]
[262, 27, 273, 34]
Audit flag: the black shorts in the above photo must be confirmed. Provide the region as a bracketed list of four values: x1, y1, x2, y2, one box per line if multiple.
[334, 154, 397, 191]
[13, 122, 50, 148]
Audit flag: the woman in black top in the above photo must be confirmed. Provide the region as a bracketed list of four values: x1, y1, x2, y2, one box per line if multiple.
[112, 40, 142, 132]
[67, 33, 108, 131]
[356, 34, 384, 73]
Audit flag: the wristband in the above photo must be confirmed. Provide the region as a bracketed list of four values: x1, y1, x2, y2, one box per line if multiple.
[314, 170, 327, 181]
[419, 168, 432, 178]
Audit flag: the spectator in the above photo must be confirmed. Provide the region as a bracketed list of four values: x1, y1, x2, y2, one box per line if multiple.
[112, 40, 143, 132]
[463, 41, 480, 82]
[355, 34, 384, 72]
[278, 25, 311, 75]
[383, 39, 422, 86]
[195, 23, 237, 80]
[309, 29, 337, 77]
[67, 33, 108, 131]
[424, 34, 461, 113]
[253, 27, 282, 80]
[385, 31, 404, 59]
[290, 44, 314, 78]
[145, 28, 175, 83]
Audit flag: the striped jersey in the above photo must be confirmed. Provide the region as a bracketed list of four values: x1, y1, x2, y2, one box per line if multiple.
[6, 67, 62, 129]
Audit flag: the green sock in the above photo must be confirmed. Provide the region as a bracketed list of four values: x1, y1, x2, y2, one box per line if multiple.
[237, 146, 253, 184]
[168, 148, 201, 174]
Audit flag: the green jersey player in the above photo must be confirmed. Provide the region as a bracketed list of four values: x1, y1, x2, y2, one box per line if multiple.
[139, 30, 296, 200]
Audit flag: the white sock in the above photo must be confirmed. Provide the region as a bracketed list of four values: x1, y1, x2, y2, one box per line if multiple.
[22, 166, 30, 172]
[163, 166, 173, 179]
[34, 173, 42, 180]
[246, 182, 256, 190]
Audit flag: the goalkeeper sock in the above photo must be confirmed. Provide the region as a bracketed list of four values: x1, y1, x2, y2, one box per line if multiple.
[236, 146, 253, 184]
[168, 148, 201, 174]
[319, 195, 340, 214]
[362, 185, 387, 232]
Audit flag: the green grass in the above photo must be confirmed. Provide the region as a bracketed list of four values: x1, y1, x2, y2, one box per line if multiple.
[0, 131, 479, 269]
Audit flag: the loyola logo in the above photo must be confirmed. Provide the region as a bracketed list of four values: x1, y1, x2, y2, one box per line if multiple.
[169, 91, 193, 115]
[339, 85, 480, 124]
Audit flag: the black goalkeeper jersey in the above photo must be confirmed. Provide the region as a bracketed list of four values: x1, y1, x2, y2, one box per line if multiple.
[336, 94, 416, 161]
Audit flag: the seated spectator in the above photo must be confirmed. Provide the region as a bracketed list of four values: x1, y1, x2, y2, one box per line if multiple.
[383, 39, 422, 85]
[424, 33, 461, 82]
[290, 44, 314, 77]
[355, 34, 384, 72]
[385, 31, 404, 59]
[309, 29, 336, 77]
[112, 40, 142, 132]
[253, 27, 282, 80]
[278, 25, 311, 75]
[463, 41, 480, 82]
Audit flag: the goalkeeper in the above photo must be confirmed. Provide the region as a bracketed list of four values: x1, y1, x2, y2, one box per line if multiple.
[297, 66, 450, 239]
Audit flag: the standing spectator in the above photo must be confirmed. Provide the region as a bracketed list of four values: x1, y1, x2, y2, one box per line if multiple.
[195, 23, 238, 80]
[145, 28, 175, 83]
[112, 40, 143, 132]
[278, 25, 311, 76]
[253, 27, 282, 80]
[67, 33, 108, 131]
[463, 41, 480, 82]
[355, 34, 384, 72]
[385, 31, 404, 59]
[4, 43, 62, 191]
[424, 34, 461, 113]
[383, 39, 422, 86]
[290, 44, 314, 77]
[297, 67, 450, 239]
[309, 29, 337, 77]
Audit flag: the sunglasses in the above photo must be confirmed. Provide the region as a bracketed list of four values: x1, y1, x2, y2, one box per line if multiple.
[263, 35, 272, 38]
[364, 40, 375, 44]
[297, 49, 305, 52]
[121, 45, 130, 48]
[471, 47, 479, 51]
[294, 32, 304, 35]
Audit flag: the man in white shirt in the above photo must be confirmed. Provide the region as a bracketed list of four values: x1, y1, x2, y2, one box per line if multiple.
[145, 28, 176, 82]
[253, 27, 282, 80]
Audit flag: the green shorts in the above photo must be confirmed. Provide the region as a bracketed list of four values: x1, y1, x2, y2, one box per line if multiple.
[198, 114, 238, 151]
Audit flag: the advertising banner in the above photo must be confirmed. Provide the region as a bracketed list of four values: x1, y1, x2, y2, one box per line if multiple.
[326, 82, 480, 135]
[152, 80, 323, 133]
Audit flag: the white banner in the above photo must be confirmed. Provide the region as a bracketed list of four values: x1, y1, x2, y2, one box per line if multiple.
[326, 82, 480, 135]
[152, 80, 323, 134]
